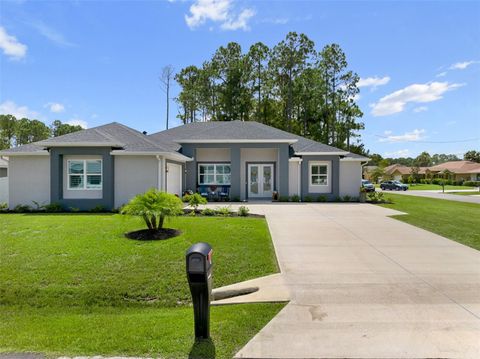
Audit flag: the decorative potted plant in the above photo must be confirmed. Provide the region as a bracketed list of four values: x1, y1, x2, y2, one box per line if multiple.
[359, 186, 367, 203]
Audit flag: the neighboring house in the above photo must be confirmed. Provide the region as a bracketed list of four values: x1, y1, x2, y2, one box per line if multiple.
[383, 164, 428, 181]
[0, 121, 368, 210]
[427, 160, 480, 182]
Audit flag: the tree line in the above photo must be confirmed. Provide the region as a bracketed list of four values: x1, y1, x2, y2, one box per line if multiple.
[368, 150, 480, 168]
[174, 32, 364, 152]
[0, 114, 83, 150]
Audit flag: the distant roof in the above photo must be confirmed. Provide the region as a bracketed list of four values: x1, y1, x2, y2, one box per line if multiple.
[149, 120, 349, 155]
[429, 160, 480, 174]
[384, 164, 429, 175]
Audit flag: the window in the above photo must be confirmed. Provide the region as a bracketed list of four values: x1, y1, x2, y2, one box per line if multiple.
[68, 159, 102, 190]
[310, 163, 328, 186]
[198, 163, 231, 185]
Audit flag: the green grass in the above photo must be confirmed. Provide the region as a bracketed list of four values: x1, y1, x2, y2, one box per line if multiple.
[379, 194, 480, 250]
[0, 214, 283, 358]
[445, 191, 480, 196]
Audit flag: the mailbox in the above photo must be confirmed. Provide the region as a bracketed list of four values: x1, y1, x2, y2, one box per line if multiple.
[186, 242, 213, 339]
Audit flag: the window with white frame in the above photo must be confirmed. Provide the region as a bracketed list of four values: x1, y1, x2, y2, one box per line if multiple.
[310, 163, 329, 186]
[68, 159, 102, 190]
[198, 163, 231, 185]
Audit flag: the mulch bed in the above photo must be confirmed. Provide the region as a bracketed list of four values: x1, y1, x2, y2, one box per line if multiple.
[125, 228, 181, 241]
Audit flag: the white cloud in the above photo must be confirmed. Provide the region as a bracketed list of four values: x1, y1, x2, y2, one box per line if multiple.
[259, 17, 289, 25]
[0, 100, 38, 119]
[0, 26, 27, 60]
[384, 149, 410, 158]
[436, 71, 447, 78]
[45, 102, 65, 113]
[185, 0, 255, 31]
[66, 118, 88, 128]
[413, 106, 428, 113]
[370, 81, 464, 116]
[358, 76, 390, 89]
[31, 21, 75, 47]
[379, 129, 425, 143]
[449, 60, 479, 70]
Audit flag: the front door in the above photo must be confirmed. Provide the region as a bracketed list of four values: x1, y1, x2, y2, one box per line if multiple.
[248, 164, 274, 198]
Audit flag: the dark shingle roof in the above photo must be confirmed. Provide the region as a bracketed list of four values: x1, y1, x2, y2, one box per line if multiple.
[149, 120, 347, 154]
[0, 122, 173, 155]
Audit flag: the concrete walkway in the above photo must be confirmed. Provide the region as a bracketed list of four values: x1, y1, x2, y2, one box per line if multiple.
[218, 203, 480, 359]
[379, 188, 480, 204]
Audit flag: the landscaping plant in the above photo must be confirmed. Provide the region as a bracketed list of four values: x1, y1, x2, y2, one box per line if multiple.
[121, 189, 183, 231]
[184, 193, 207, 212]
[238, 206, 250, 217]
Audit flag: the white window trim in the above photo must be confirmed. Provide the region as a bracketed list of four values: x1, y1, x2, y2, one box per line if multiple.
[67, 159, 103, 190]
[197, 163, 231, 185]
[309, 161, 330, 187]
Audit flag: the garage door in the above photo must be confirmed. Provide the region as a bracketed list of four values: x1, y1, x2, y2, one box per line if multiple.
[166, 163, 182, 196]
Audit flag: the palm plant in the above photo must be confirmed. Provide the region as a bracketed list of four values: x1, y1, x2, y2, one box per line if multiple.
[121, 189, 183, 231]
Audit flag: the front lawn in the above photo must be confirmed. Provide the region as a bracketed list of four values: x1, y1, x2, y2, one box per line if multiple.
[406, 184, 476, 191]
[379, 194, 480, 250]
[0, 214, 283, 358]
[446, 191, 480, 196]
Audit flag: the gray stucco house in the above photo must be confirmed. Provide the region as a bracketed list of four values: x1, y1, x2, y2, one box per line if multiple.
[0, 121, 368, 210]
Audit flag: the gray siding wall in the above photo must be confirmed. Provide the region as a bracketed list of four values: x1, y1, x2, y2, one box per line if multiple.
[181, 143, 289, 200]
[301, 155, 340, 200]
[339, 161, 362, 197]
[0, 177, 8, 204]
[114, 156, 159, 208]
[50, 147, 114, 210]
[8, 156, 50, 208]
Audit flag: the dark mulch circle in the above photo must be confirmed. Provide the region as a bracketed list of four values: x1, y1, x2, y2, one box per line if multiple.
[125, 228, 181, 241]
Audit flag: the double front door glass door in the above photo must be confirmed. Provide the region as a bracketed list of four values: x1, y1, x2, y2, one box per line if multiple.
[248, 164, 274, 198]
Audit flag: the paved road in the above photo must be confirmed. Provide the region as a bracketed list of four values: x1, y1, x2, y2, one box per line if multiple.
[232, 203, 480, 359]
[379, 188, 480, 204]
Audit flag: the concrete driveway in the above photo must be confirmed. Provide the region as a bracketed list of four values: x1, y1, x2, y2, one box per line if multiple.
[223, 203, 480, 359]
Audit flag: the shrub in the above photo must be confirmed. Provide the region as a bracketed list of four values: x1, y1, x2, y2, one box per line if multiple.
[215, 206, 232, 216]
[90, 205, 106, 213]
[278, 195, 290, 202]
[121, 189, 183, 230]
[185, 193, 207, 212]
[13, 204, 31, 213]
[304, 195, 313, 202]
[0, 202, 8, 212]
[31, 201, 45, 212]
[238, 206, 250, 217]
[231, 196, 241, 202]
[69, 207, 80, 213]
[342, 195, 352, 202]
[202, 208, 216, 216]
[290, 194, 300, 202]
[367, 191, 387, 203]
[316, 195, 327, 202]
[464, 181, 480, 187]
[44, 203, 63, 213]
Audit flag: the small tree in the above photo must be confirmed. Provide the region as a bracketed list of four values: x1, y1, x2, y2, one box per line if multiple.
[121, 189, 183, 231]
[184, 193, 207, 213]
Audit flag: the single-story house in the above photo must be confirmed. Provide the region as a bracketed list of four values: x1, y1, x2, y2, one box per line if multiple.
[427, 161, 480, 182]
[0, 121, 368, 210]
[383, 164, 429, 181]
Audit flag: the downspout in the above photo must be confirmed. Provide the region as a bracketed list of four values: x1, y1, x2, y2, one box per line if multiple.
[156, 155, 164, 191]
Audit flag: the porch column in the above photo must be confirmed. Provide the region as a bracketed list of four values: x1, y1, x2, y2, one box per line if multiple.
[230, 145, 241, 200]
[279, 144, 289, 197]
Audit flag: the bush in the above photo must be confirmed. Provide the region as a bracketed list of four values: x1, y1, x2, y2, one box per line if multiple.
[202, 208, 216, 216]
[316, 195, 327, 202]
[184, 193, 207, 212]
[290, 194, 300, 202]
[0, 202, 8, 212]
[69, 207, 80, 213]
[44, 203, 63, 213]
[237, 206, 250, 217]
[89, 205, 106, 213]
[367, 191, 390, 203]
[342, 195, 352, 202]
[304, 195, 313, 202]
[13, 204, 31, 213]
[215, 206, 232, 216]
[464, 181, 480, 187]
[278, 195, 290, 202]
[334, 196, 342, 202]
[121, 189, 183, 230]
[231, 196, 241, 202]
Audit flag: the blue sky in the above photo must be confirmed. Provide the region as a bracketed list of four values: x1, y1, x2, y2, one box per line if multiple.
[1, 0, 479, 158]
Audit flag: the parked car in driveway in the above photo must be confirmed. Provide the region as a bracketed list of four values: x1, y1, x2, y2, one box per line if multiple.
[361, 179, 375, 192]
[380, 180, 409, 191]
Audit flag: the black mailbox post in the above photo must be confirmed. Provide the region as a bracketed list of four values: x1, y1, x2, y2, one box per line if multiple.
[186, 242, 213, 340]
